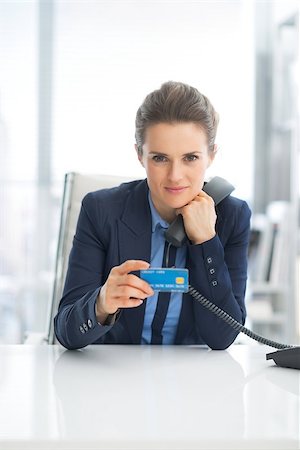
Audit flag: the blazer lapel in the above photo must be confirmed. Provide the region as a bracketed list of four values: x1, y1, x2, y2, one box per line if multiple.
[117, 180, 152, 343]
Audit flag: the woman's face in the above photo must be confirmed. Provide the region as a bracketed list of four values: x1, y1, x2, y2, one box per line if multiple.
[137, 122, 215, 222]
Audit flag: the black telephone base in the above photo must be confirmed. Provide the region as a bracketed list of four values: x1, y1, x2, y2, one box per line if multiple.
[266, 347, 300, 370]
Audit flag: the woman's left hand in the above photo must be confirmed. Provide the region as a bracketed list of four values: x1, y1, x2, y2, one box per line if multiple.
[176, 190, 217, 245]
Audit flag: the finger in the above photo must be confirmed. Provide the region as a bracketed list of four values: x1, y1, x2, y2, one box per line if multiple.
[112, 272, 152, 294]
[112, 260, 150, 276]
[114, 285, 151, 300]
[116, 297, 144, 309]
[199, 189, 215, 202]
[125, 274, 154, 296]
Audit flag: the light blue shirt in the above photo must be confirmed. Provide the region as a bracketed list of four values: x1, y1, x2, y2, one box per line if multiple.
[141, 193, 186, 344]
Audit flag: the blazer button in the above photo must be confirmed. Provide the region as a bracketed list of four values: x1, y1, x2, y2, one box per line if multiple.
[83, 323, 88, 331]
[79, 325, 85, 334]
[212, 280, 218, 287]
[87, 319, 93, 328]
[210, 268, 215, 274]
[207, 257, 213, 264]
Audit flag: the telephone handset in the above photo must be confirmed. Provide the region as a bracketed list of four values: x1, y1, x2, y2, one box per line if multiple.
[165, 176, 235, 248]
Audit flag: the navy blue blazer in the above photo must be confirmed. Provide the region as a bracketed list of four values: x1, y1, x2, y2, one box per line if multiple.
[54, 179, 251, 350]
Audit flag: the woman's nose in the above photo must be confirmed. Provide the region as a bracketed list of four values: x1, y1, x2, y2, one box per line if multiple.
[167, 161, 183, 182]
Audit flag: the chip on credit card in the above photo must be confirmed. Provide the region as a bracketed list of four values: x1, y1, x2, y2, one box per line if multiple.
[140, 268, 189, 293]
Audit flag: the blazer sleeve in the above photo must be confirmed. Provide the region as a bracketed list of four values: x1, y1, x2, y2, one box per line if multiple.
[54, 192, 116, 350]
[187, 200, 251, 350]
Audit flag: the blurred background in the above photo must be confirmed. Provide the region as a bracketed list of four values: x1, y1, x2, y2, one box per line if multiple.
[0, 0, 299, 345]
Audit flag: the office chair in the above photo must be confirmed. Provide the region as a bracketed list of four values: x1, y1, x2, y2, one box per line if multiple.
[25, 172, 134, 344]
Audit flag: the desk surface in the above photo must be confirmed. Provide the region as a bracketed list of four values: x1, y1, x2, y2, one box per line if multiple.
[0, 344, 299, 449]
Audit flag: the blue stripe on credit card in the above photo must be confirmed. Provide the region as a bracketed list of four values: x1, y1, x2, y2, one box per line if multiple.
[140, 268, 189, 292]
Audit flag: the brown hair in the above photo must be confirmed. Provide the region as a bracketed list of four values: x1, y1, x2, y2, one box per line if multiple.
[135, 81, 219, 154]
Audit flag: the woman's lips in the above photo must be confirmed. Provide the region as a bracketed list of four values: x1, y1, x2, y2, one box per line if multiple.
[165, 186, 188, 194]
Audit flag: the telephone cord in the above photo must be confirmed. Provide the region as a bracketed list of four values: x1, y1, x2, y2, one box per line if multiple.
[188, 285, 295, 350]
[166, 241, 294, 349]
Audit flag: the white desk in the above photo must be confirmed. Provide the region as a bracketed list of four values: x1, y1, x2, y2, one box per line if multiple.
[0, 344, 299, 449]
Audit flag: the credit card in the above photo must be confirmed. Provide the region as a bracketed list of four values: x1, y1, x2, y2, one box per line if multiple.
[140, 268, 189, 293]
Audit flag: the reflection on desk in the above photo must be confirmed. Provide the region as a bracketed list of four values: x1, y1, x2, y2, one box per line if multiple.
[0, 345, 299, 449]
[54, 345, 244, 442]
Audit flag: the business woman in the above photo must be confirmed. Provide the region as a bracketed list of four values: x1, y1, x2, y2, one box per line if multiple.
[54, 81, 251, 350]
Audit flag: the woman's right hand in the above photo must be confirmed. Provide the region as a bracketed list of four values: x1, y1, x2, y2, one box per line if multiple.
[95, 260, 154, 324]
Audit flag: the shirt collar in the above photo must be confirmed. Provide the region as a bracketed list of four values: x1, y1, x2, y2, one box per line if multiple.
[148, 191, 170, 232]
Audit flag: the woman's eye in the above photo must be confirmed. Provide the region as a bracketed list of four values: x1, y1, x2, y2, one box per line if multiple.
[152, 155, 167, 162]
[185, 154, 199, 162]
